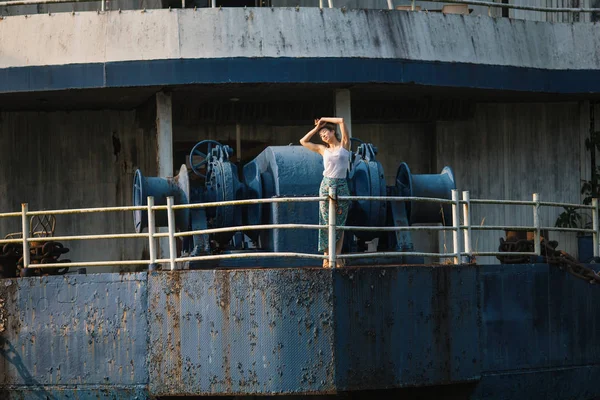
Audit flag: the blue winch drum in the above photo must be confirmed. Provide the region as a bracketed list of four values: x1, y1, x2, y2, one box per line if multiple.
[395, 163, 456, 226]
[132, 165, 190, 233]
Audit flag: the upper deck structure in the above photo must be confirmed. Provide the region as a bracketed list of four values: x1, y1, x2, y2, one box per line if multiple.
[1, 1, 600, 399]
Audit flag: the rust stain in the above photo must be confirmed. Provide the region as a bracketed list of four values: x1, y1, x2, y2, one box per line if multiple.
[164, 272, 183, 392]
[215, 270, 232, 391]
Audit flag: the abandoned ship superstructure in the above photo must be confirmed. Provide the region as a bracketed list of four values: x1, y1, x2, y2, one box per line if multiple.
[0, 0, 600, 398]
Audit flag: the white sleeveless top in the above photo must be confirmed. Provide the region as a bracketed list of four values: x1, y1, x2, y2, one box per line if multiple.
[323, 146, 351, 179]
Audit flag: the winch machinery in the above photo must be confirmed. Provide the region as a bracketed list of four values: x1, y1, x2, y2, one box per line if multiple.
[133, 139, 456, 267]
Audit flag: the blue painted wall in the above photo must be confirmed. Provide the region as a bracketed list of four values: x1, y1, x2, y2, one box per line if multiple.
[0, 264, 599, 398]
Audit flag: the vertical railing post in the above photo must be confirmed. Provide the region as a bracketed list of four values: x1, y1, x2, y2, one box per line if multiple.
[147, 196, 157, 270]
[319, 0, 323, 7]
[167, 196, 177, 271]
[462, 191, 472, 262]
[212, 0, 216, 7]
[411, 0, 415, 10]
[593, 198, 599, 258]
[101, 0, 106, 11]
[21, 203, 30, 270]
[533, 193, 541, 256]
[328, 187, 337, 269]
[451, 190, 461, 265]
[387, 0, 393, 9]
[327, 0, 333, 8]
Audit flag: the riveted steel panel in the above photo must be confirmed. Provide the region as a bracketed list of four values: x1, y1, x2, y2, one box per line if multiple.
[0, 273, 149, 396]
[481, 264, 551, 372]
[148, 268, 335, 396]
[333, 265, 481, 389]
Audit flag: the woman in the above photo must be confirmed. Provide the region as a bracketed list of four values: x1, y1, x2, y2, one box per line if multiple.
[299, 117, 351, 268]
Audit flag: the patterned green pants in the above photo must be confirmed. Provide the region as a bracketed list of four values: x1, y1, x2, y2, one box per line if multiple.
[318, 177, 350, 253]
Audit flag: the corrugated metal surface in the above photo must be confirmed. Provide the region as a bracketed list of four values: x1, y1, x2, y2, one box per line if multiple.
[0, 272, 149, 397]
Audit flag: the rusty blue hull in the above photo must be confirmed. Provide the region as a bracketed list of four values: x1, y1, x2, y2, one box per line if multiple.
[0, 264, 599, 399]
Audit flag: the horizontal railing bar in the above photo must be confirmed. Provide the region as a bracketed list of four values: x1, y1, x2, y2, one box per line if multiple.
[338, 225, 455, 231]
[154, 252, 327, 263]
[29, 260, 149, 268]
[469, 225, 536, 231]
[0, 212, 22, 219]
[338, 252, 456, 259]
[468, 199, 596, 208]
[172, 224, 325, 238]
[167, 197, 327, 211]
[469, 199, 535, 206]
[27, 233, 148, 242]
[541, 227, 596, 233]
[0, 238, 25, 245]
[538, 201, 595, 209]
[338, 196, 454, 204]
[0, 0, 94, 6]
[470, 251, 537, 256]
[27, 205, 145, 216]
[419, 0, 600, 12]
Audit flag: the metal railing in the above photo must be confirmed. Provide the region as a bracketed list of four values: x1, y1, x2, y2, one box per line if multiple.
[0, 0, 599, 18]
[0, 190, 597, 273]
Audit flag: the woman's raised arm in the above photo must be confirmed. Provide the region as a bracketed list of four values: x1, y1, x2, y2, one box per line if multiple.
[319, 117, 349, 150]
[300, 120, 326, 155]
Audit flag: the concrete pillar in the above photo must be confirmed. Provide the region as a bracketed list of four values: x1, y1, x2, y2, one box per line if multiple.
[335, 89, 352, 138]
[236, 123, 242, 162]
[156, 92, 173, 178]
[156, 92, 173, 260]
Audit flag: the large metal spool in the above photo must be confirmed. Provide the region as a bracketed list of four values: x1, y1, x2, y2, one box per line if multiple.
[132, 165, 190, 233]
[396, 163, 456, 226]
[347, 142, 387, 240]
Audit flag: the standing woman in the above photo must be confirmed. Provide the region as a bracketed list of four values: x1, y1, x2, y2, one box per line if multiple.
[300, 117, 351, 268]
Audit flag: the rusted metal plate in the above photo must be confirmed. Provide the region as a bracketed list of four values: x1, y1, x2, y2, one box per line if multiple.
[333, 265, 481, 389]
[0, 273, 149, 397]
[148, 268, 335, 396]
[148, 265, 481, 396]
[0, 386, 148, 399]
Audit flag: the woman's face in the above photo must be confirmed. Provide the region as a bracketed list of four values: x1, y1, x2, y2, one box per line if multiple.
[319, 128, 336, 144]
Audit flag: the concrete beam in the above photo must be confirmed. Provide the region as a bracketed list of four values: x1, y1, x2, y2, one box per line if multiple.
[1, 9, 600, 94]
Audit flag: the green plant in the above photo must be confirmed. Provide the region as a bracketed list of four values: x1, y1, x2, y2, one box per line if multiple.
[555, 111, 599, 231]
[555, 206, 589, 229]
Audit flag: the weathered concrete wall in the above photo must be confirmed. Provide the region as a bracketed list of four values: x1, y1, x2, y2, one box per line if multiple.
[2, 0, 592, 23]
[0, 8, 599, 71]
[437, 102, 586, 262]
[0, 105, 157, 271]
